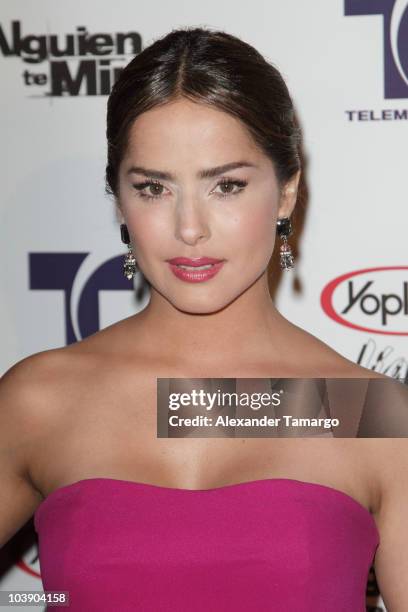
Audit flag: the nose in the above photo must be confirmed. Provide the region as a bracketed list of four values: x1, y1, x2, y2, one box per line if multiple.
[174, 199, 210, 246]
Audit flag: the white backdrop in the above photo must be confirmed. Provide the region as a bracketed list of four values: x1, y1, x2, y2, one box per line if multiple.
[1, 1, 408, 609]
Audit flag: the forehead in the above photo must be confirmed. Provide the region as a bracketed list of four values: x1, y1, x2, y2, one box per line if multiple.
[123, 98, 263, 162]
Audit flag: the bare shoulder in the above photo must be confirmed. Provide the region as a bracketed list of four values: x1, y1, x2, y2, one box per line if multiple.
[0, 347, 86, 544]
[368, 436, 408, 608]
[0, 314, 148, 424]
[0, 347, 81, 437]
[373, 438, 408, 494]
[0, 340, 123, 545]
[1, 347, 68, 413]
[286, 320, 389, 379]
[0, 338, 118, 450]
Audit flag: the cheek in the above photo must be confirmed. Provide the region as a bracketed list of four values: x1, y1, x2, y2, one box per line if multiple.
[230, 203, 277, 256]
[125, 209, 169, 254]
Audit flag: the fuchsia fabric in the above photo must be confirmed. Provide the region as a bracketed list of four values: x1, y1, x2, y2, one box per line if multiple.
[34, 477, 379, 611]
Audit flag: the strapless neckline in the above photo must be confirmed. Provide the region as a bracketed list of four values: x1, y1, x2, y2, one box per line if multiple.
[34, 476, 379, 535]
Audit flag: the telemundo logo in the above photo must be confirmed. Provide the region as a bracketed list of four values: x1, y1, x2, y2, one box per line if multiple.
[345, 0, 408, 99]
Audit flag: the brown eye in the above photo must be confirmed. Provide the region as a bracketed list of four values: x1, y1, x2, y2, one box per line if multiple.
[214, 179, 248, 198]
[132, 180, 167, 200]
[149, 183, 164, 196]
[220, 182, 235, 194]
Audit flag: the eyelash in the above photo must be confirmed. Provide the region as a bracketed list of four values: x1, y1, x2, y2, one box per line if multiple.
[131, 177, 248, 200]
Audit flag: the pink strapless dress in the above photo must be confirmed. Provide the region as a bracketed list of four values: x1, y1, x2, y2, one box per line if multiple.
[33, 477, 379, 611]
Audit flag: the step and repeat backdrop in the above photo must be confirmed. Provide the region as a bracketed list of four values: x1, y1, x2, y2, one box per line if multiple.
[1, 1, 407, 610]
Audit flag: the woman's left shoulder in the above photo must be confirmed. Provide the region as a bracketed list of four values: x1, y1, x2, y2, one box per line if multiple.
[368, 433, 408, 608]
[288, 323, 393, 379]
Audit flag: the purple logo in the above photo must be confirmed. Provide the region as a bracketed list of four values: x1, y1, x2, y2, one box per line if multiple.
[345, 0, 408, 98]
[29, 253, 147, 344]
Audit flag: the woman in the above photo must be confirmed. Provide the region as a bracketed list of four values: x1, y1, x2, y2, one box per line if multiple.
[1, 26, 407, 611]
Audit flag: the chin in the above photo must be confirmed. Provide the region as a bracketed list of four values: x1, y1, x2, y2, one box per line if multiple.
[168, 294, 233, 315]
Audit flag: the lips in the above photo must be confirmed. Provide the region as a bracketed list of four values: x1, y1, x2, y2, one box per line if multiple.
[167, 257, 224, 266]
[167, 259, 225, 282]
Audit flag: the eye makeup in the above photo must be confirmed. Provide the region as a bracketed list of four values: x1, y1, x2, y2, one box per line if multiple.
[131, 177, 248, 201]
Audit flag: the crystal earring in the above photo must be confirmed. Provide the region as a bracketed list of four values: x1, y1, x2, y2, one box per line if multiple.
[120, 223, 137, 280]
[276, 217, 295, 270]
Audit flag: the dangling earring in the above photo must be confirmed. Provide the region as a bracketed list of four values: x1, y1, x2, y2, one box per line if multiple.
[120, 223, 137, 280]
[276, 217, 295, 270]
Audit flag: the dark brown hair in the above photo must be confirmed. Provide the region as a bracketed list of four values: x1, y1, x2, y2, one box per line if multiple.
[105, 26, 302, 202]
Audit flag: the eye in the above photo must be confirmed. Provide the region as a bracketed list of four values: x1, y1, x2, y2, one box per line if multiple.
[132, 177, 248, 201]
[212, 178, 248, 199]
[132, 179, 168, 200]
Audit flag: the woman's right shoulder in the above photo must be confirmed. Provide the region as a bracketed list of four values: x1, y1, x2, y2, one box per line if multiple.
[1, 347, 68, 395]
[0, 348, 78, 547]
[3, 344, 79, 378]
[0, 345, 93, 425]
[0, 327, 148, 423]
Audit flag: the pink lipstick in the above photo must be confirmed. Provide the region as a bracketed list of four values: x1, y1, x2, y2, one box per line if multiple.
[166, 257, 225, 283]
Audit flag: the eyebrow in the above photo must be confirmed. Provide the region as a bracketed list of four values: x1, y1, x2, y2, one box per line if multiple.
[125, 160, 257, 181]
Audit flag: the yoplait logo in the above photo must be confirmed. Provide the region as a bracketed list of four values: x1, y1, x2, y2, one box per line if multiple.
[345, 0, 408, 99]
[321, 266, 408, 336]
[0, 21, 142, 96]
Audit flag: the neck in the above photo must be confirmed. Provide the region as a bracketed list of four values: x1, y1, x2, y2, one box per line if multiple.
[133, 272, 293, 365]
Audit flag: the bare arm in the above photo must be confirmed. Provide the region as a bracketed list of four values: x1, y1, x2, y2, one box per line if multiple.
[0, 353, 52, 548]
[373, 439, 408, 611]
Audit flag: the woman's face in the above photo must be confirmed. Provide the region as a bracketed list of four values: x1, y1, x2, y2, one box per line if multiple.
[117, 97, 299, 313]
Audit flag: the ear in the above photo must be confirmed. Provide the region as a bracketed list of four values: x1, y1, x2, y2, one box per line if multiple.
[115, 199, 125, 225]
[277, 169, 301, 218]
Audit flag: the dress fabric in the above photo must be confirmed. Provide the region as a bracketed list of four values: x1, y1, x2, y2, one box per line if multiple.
[34, 477, 380, 611]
